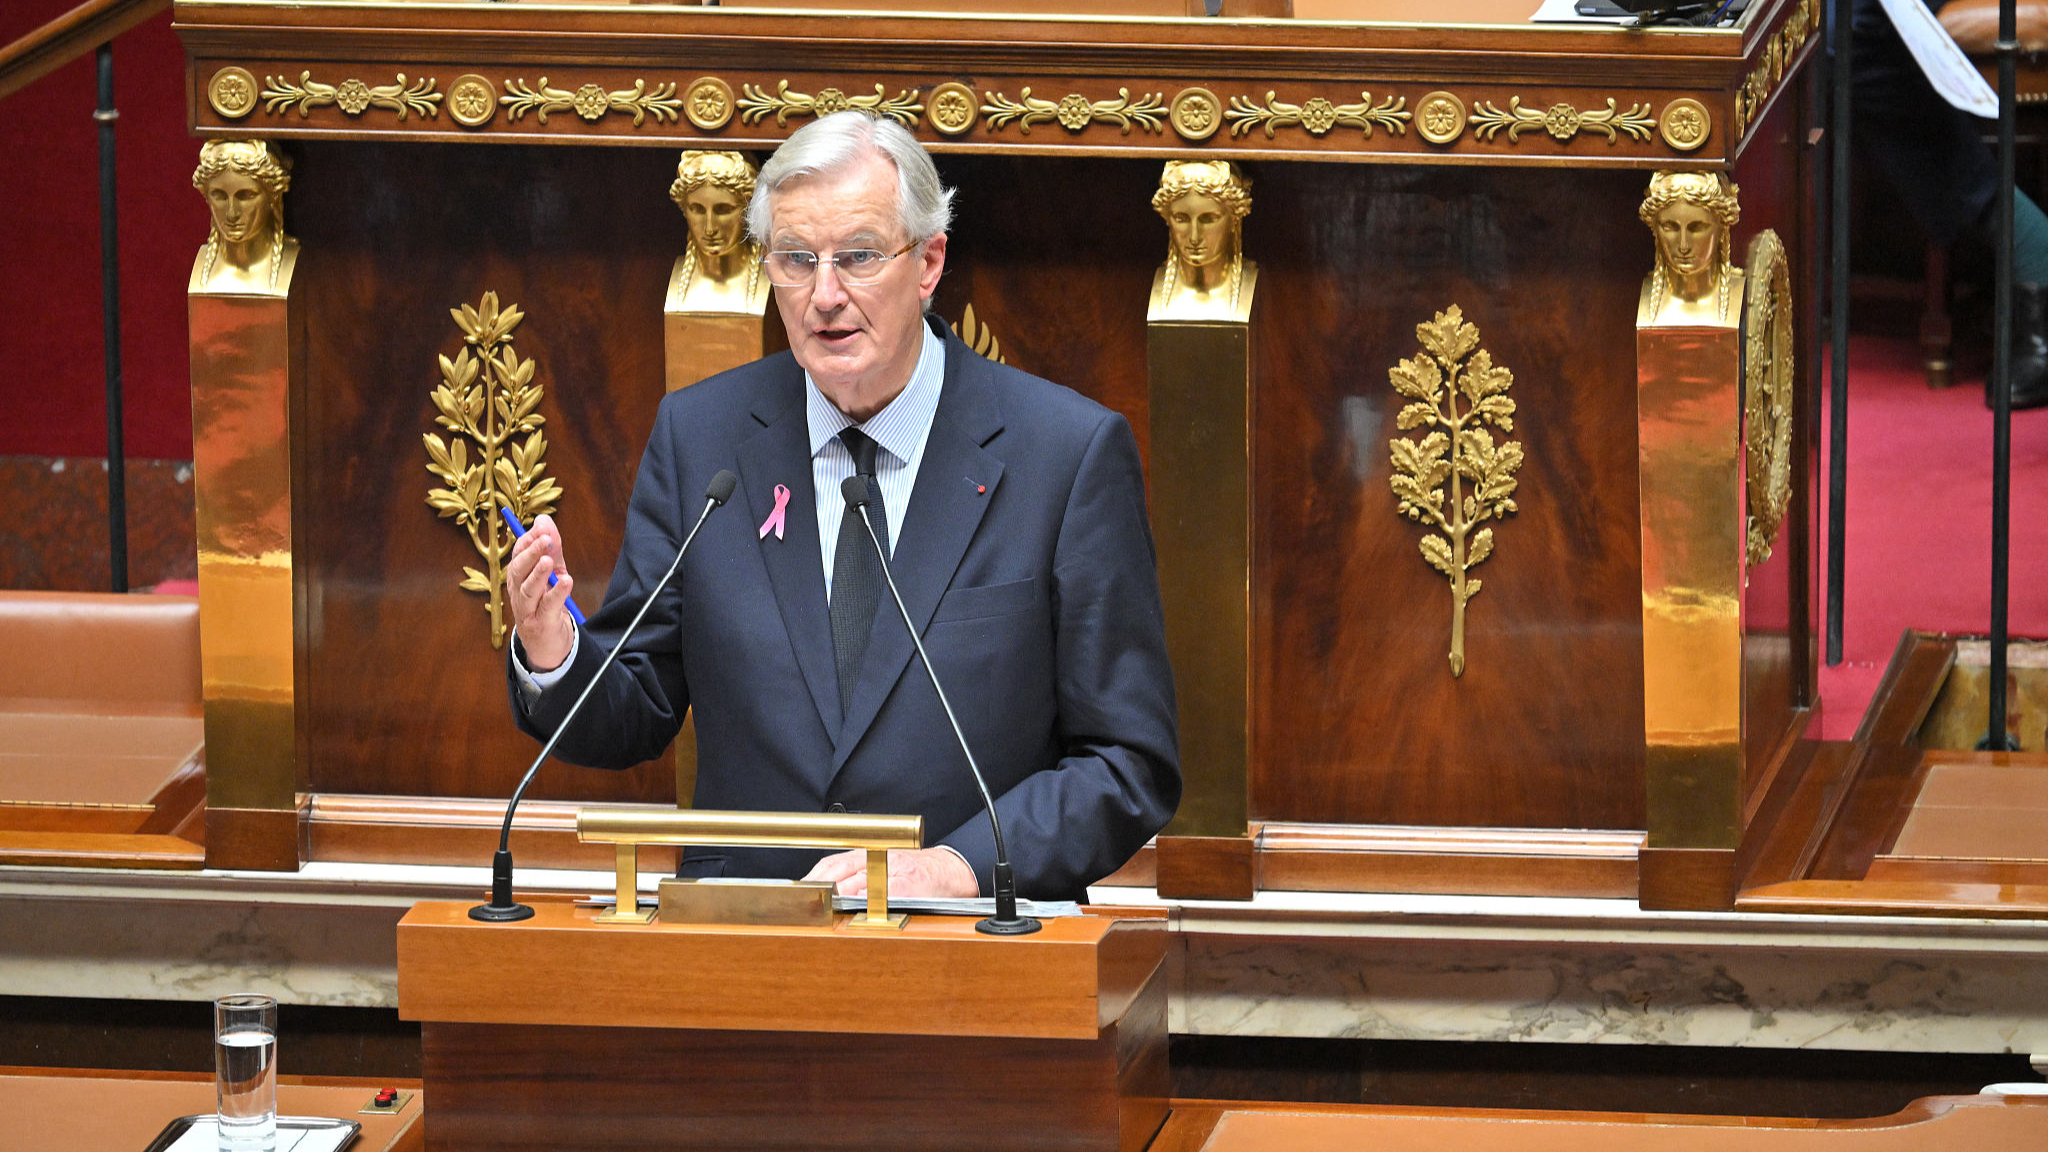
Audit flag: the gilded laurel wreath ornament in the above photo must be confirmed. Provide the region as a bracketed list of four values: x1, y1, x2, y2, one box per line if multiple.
[1742, 230, 1795, 569]
[1387, 305, 1523, 678]
[423, 293, 564, 650]
[737, 81, 924, 128]
[1225, 90, 1411, 139]
[980, 87, 1165, 135]
[501, 78, 683, 126]
[1467, 97, 1655, 145]
[262, 71, 441, 120]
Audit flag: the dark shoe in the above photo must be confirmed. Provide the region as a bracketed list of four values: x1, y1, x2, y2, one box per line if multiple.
[1991, 281, 2048, 409]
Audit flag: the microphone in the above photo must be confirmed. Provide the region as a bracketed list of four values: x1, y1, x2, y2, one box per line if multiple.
[471, 469, 739, 922]
[841, 474, 1041, 936]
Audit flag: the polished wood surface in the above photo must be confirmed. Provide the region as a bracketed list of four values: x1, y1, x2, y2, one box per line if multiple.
[1887, 756, 2048, 860]
[399, 901, 1166, 1040]
[176, 0, 1802, 166]
[1156, 834, 1257, 901]
[1257, 823, 1639, 898]
[422, 990, 1165, 1152]
[1151, 1096, 2048, 1152]
[1252, 165, 1648, 830]
[0, 1067, 423, 1152]
[403, 905, 1167, 1151]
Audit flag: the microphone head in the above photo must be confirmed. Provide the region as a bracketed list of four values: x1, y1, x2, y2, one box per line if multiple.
[706, 470, 738, 506]
[840, 474, 870, 508]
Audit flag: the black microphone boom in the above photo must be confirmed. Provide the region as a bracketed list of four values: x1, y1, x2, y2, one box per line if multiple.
[471, 469, 739, 922]
[840, 474, 1041, 936]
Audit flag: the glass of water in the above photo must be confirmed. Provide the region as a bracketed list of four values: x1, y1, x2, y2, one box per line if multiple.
[214, 994, 277, 1152]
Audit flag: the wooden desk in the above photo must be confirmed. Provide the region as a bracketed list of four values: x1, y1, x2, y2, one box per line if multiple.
[398, 901, 1168, 1151]
[1152, 1097, 2048, 1152]
[0, 1067, 423, 1152]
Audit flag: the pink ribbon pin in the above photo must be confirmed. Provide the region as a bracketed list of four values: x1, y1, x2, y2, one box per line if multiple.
[758, 484, 790, 541]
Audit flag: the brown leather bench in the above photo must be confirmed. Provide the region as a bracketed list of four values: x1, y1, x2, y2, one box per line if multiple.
[0, 591, 206, 867]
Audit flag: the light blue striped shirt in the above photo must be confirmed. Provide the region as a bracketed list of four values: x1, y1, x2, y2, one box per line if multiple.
[809, 322, 946, 600]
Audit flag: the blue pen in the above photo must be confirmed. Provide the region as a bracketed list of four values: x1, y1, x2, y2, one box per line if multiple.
[499, 507, 588, 626]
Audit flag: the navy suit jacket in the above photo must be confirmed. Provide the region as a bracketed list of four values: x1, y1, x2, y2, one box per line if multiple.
[512, 318, 1179, 901]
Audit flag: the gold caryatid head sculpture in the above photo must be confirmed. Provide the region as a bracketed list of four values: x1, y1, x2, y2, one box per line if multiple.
[1638, 169, 1742, 328]
[191, 139, 297, 296]
[668, 149, 768, 314]
[1149, 159, 1257, 323]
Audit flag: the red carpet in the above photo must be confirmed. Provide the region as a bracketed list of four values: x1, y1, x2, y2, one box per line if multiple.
[1818, 337, 2048, 738]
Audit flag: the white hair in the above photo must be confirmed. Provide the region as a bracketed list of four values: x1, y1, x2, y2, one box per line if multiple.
[746, 111, 955, 245]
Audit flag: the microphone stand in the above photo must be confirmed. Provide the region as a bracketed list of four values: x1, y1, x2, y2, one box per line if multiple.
[843, 475, 1040, 936]
[471, 472, 737, 922]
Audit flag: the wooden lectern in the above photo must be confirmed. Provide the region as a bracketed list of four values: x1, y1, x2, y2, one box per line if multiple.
[396, 902, 1167, 1151]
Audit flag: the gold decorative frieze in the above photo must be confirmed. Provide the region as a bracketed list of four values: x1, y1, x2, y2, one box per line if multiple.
[1468, 97, 1655, 145]
[207, 66, 258, 120]
[447, 74, 497, 128]
[502, 77, 682, 125]
[1226, 90, 1410, 139]
[262, 71, 441, 120]
[423, 292, 564, 650]
[981, 87, 1165, 135]
[739, 81, 923, 128]
[1387, 305, 1522, 678]
[927, 82, 979, 135]
[1169, 87, 1223, 141]
[953, 303, 1007, 365]
[685, 77, 735, 131]
[1742, 229, 1794, 568]
[1733, 0, 1818, 139]
[1415, 91, 1466, 145]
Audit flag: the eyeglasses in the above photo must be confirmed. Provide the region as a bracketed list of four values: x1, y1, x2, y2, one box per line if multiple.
[761, 240, 920, 287]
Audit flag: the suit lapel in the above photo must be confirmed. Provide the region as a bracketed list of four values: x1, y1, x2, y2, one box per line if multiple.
[833, 330, 1007, 771]
[734, 363, 842, 745]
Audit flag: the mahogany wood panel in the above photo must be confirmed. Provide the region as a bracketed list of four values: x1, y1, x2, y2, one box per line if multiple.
[1638, 846, 1737, 910]
[1155, 834, 1256, 901]
[1249, 164, 1649, 830]
[0, 830, 203, 869]
[0, 1068, 422, 1152]
[291, 141, 681, 804]
[204, 802, 301, 870]
[398, 901, 1165, 1040]
[176, 0, 1797, 172]
[1737, 878, 2048, 919]
[1258, 823, 1640, 898]
[421, 1000, 1164, 1152]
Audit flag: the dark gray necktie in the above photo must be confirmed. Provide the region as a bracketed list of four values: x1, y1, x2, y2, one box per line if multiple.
[830, 428, 889, 717]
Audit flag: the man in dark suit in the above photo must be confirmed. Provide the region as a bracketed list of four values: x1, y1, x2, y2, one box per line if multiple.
[505, 111, 1179, 902]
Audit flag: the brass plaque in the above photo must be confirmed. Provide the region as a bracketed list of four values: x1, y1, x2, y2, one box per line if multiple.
[658, 878, 835, 927]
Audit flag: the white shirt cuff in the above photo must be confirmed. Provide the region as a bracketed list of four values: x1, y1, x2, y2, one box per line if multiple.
[511, 626, 580, 706]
